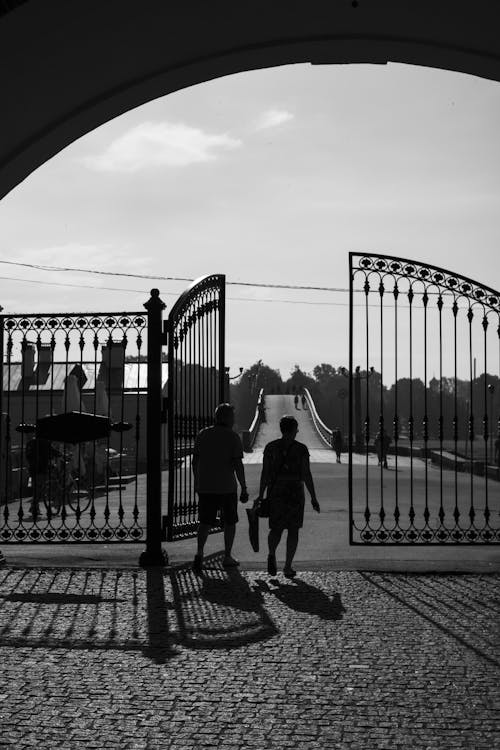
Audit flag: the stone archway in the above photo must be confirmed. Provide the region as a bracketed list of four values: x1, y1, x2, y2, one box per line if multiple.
[1, 0, 500, 199]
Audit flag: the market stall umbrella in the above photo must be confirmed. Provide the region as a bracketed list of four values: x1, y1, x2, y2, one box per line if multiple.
[36, 412, 111, 444]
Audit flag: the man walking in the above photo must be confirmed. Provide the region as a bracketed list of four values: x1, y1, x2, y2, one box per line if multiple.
[192, 403, 249, 574]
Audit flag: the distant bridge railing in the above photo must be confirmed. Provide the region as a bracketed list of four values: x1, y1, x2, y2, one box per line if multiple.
[303, 388, 332, 448]
[241, 388, 265, 452]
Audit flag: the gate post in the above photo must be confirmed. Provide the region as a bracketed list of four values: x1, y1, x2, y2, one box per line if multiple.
[0, 309, 5, 566]
[139, 289, 168, 567]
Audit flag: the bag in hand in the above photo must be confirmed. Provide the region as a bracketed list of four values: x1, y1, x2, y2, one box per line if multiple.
[246, 507, 259, 552]
[254, 496, 270, 518]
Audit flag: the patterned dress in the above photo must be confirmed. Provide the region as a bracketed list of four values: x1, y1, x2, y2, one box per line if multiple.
[263, 439, 309, 531]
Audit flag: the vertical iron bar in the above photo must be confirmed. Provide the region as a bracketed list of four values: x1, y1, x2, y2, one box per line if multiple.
[180, 317, 185, 530]
[139, 289, 167, 566]
[167, 316, 175, 542]
[408, 285, 415, 535]
[133, 321, 142, 535]
[468, 306, 475, 534]
[453, 298, 459, 532]
[364, 277, 370, 537]
[378, 277, 385, 532]
[208, 293, 213, 416]
[19, 335, 27, 511]
[33, 332, 41, 521]
[187, 311, 193, 528]
[423, 288, 429, 532]
[482, 310, 489, 535]
[220, 276, 226, 403]
[438, 294, 444, 531]
[0, 314, 5, 561]
[393, 282, 399, 535]
[204, 292, 209, 425]
[117, 331, 127, 529]
[348, 255, 354, 544]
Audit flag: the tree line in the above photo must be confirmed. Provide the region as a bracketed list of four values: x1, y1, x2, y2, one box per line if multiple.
[230, 360, 500, 441]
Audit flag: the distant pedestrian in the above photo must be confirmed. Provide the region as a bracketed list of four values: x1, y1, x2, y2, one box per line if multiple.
[258, 415, 320, 579]
[294, 394, 299, 409]
[494, 431, 500, 477]
[330, 428, 343, 463]
[301, 394, 307, 409]
[374, 428, 391, 469]
[191, 403, 249, 574]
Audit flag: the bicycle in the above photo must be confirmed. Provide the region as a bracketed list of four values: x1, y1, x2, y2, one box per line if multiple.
[19, 425, 89, 518]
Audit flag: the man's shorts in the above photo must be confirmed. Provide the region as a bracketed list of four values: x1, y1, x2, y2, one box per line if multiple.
[198, 492, 239, 526]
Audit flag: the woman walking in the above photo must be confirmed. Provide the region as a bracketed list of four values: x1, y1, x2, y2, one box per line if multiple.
[257, 415, 320, 578]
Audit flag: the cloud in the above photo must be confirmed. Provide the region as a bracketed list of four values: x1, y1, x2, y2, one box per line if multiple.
[255, 109, 294, 131]
[81, 121, 242, 172]
[16, 243, 149, 269]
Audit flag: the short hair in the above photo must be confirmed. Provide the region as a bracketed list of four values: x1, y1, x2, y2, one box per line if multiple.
[279, 415, 298, 434]
[214, 403, 235, 426]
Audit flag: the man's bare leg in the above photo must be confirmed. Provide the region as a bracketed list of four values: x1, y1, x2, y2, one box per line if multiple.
[224, 523, 236, 557]
[284, 529, 299, 574]
[196, 523, 211, 556]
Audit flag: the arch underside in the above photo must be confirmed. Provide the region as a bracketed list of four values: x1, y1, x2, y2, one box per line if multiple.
[1, 0, 500, 198]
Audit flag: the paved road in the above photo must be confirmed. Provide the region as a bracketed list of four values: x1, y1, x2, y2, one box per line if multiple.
[0, 563, 498, 749]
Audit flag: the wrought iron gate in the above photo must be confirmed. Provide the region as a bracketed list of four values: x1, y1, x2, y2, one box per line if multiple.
[349, 252, 500, 544]
[0, 310, 147, 543]
[165, 275, 225, 541]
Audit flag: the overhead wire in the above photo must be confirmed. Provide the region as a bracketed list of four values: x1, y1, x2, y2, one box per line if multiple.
[0, 258, 348, 292]
[0, 258, 466, 299]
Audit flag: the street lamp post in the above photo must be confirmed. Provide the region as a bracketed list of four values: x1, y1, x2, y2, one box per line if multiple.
[224, 366, 243, 402]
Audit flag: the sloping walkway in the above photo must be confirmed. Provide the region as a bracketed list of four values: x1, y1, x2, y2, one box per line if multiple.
[244, 394, 423, 467]
[244, 394, 334, 464]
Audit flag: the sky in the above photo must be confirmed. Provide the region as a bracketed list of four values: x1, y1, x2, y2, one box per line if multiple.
[1, 62, 500, 384]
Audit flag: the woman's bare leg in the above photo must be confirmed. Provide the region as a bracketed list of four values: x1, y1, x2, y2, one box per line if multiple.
[285, 529, 299, 570]
[268, 529, 282, 556]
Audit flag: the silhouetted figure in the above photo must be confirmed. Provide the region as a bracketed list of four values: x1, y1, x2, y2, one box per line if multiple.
[258, 415, 320, 579]
[25, 436, 59, 517]
[374, 428, 391, 469]
[192, 403, 248, 574]
[294, 394, 299, 409]
[330, 428, 343, 463]
[495, 432, 500, 477]
[301, 394, 307, 409]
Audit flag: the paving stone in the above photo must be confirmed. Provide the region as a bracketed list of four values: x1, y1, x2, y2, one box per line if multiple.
[0, 564, 498, 749]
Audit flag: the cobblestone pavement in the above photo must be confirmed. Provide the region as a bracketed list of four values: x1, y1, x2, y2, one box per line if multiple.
[0, 558, 499, 749]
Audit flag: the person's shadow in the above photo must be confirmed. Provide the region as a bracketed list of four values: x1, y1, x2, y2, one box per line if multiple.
[252, 578, 346, 621]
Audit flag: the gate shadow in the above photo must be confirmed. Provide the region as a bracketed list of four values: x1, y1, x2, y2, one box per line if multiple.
[0, 557, 279, 664]
[360, 571, 500, 668]
[165, 551, 278, 652]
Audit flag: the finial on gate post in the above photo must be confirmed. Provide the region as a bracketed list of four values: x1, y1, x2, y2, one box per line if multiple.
[140, 287, 168, 567]
[144, 288, 166, 312]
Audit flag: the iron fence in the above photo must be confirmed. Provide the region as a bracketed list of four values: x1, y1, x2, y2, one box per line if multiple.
[0, 310, 147, 543]
[349, 252, 500, 544]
